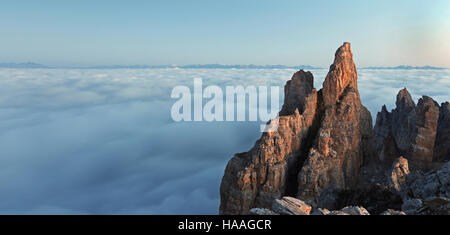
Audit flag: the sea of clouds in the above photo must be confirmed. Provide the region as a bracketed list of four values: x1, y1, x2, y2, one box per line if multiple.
[0, 68, 448, 214]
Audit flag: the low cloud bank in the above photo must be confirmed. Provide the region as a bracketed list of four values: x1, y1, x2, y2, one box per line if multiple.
[0, 68, 448, 214]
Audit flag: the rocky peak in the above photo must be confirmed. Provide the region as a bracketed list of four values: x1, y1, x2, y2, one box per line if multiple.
[296, 42, 373, 207]
[219, 70, 319, 214]
[396, 88, 415, 110]
[220, 43, 375, 214]
[373, 90, 444, 170]
[391, 88, 417, 155]
[409, 96, 440, 169]
[279, 70, 314, 116]
[219, 43, 449, 215]
[322, 42, 358, 106]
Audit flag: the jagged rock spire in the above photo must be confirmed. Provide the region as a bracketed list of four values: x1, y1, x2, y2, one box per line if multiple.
[219, 42, 449, 215]
[279, 70, 314, 116]
[220, 42, 375, 214]
[322, 42, 358, 106]
[374, 88, 441, 170]
[297, 42, 373, 207]
[396, 88, 415, 110]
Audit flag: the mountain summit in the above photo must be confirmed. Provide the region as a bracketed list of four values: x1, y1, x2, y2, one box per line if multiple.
[219, 43, 450, 215]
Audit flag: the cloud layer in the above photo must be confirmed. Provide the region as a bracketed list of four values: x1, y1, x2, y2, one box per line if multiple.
[0, 68, 448, 214]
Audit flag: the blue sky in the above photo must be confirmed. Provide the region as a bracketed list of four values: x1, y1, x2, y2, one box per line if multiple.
[1, 0, 449, 67]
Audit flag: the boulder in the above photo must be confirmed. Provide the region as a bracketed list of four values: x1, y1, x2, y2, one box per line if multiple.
[271, 197, 312, 215]
[388, 156, 410, 191]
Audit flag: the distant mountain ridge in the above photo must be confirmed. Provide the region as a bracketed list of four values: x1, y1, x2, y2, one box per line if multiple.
[0, 62, 447, 70]
[0, 63, 319, 69]
[362, 65, 446, 70]
[0, 62, 48, 68]
[72, 64, 321, 69]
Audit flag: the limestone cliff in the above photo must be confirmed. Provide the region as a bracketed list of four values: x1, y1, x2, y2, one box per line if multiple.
[219, 70, 319, 214]
[220, 42, 373, 214]
[219, 42, 449, 215]
[296, 42, 374, 207]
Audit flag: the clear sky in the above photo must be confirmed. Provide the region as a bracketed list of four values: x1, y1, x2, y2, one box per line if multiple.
[1, 0, 449, 67]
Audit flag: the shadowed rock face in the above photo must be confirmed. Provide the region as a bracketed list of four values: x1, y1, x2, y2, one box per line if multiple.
[409, 96, 439, 169]
[434, 102, 450, 162]
[373, 88, 417, 162]
[279, 70, 314, 116]
[373, 89, 441, 170]
[392, 88, 416, 153]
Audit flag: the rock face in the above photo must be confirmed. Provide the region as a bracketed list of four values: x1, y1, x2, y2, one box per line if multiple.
[403, 161, 450, 200]
[388, 156, 410, 192]
[279, 70, 314, 116]
[322, 42, 358, 107]
[373, 89, 441, 170]
[410, 97, 440, 169]
[219, 42, 373, 214]
[219, 42, 449, 215]
[296, 42, 374, 207]
[219, 69, 319, 214]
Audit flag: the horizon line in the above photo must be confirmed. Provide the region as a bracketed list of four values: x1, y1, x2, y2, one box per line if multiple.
[0, 62, 448, 70]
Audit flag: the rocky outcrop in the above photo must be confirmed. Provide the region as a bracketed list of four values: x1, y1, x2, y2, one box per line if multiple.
[409, 97, 440, 169]
[219, 42, 449, 215]
[322, 42, 358, 107]
[392, 88, 417, 154]
[279, 70, 314, 116]
[403, 161, 450, 200]
[373, 89, 441, 170]
[247, 161, 449, 215]
[220, 42, 374, 214]
[401, 197, 450, 215]
[388, 156, 410, 192]
[271, 197, 312, 215]
[219, 69, 319, 214]
[373, 105, 398, 164]
[296, 42, 373, 207]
